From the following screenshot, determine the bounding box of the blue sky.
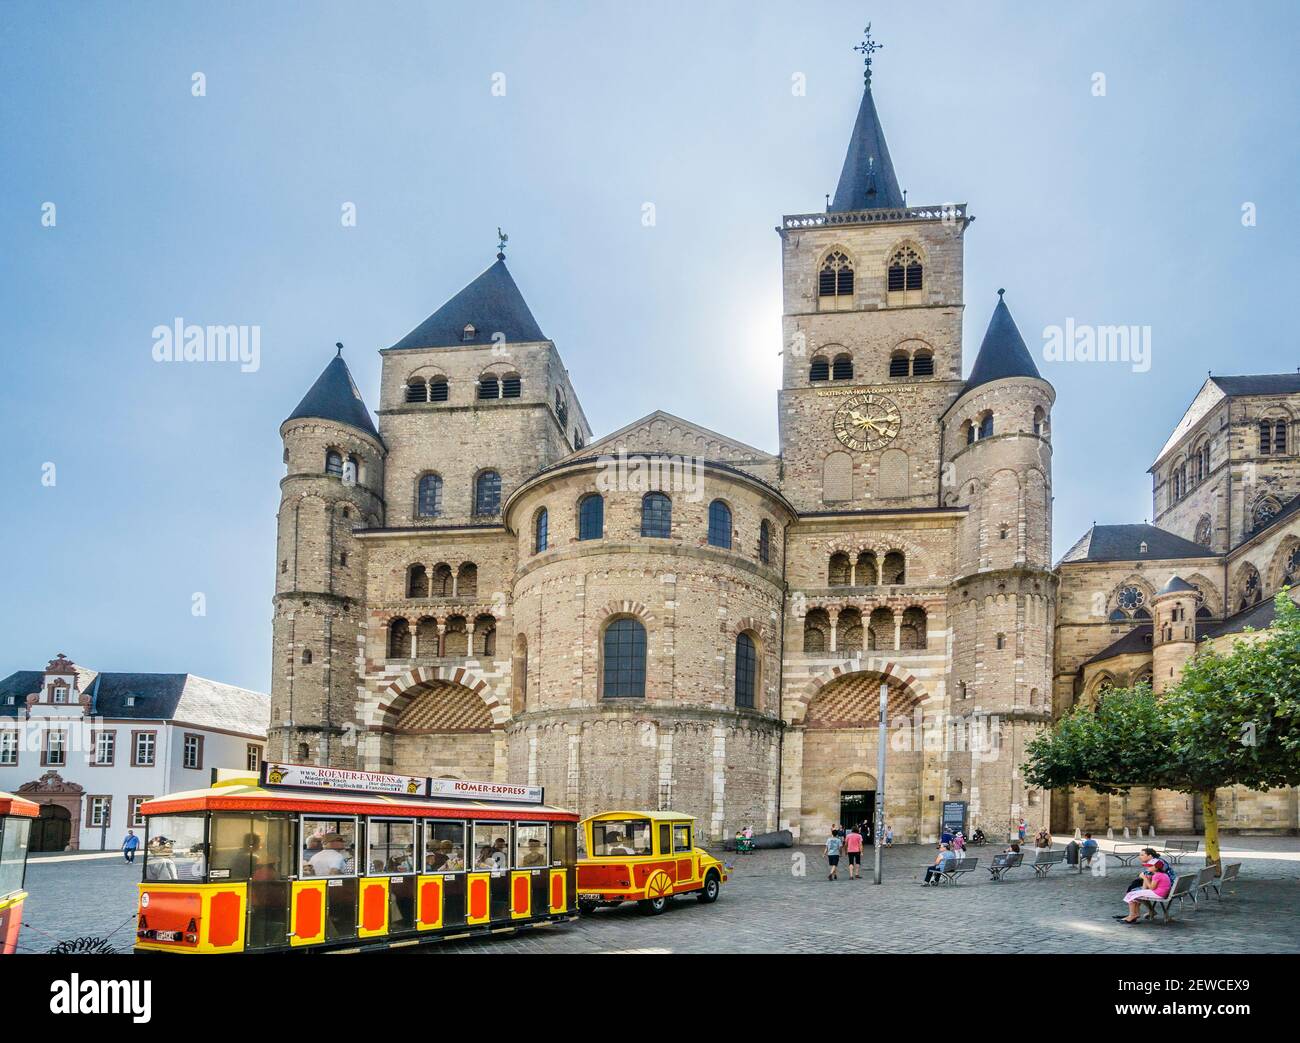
[3,1,1298,691]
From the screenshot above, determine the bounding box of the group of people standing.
[823,821,893,881]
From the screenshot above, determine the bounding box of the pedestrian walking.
[824,827,844,881]
[122,829,140,864]
[843,824,864,879]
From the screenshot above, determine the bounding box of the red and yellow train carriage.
[133,765,578,954]
[576,809,727,915]
[0,791,38,955]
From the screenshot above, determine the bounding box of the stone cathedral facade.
[268,58,1299,841]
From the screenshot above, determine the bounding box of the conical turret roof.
[285,351,378,439]
[966,291,1043,391]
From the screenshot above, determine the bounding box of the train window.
[368,819,416,875]
[209,813,293,881]
[672,824,692,853]
[144,815,207,881]
[423,821,467,873]
[590,818,652,857]
[0,818,31,898]
[658,824,671,855]
[300,817,357,877]
[551,822,576,868]
[515,824,548,868]
[471,823,510,870]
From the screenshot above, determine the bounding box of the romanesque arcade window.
[734,632,757,708]
[602,618,647,699]
[534,508,548,553]
[388,618,412,658]
[325,450,344,477]
[408,564,429,598]
[758,519,771,564]
[977,413,994,440]
[803,609,830,653]
[899,607,927,649]
[707,500,732,548]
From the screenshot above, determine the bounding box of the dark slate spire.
[829,25,904,213]
[390,257,546,350]
[285,348,378,438]
[1157,575,1197,596]
[966,290,1043,390]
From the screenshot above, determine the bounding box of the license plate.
[578,893,600,900]
[155,930,180,942]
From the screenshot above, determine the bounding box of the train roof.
[140,777,578,823]
[0,791,39,818]
[580,809,697,825]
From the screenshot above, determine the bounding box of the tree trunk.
[1200,789,1221,873]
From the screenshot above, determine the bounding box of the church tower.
[1149,575,1198,831]
[944,293,1056,837]
[270,348,385,766]
[776,33,971,511]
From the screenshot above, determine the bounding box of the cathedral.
[268,49,1300,841]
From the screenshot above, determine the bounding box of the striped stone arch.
[788,660,929,727]
[595,599,656,625]
[369,664,510,733]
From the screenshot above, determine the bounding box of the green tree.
[1024,592,1300,868]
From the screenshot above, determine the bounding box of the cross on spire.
[853,23,883,86]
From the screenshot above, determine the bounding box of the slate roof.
[1157,576,1196,596]
[1201,597,1279,639]
[390,258,546,350]
[0,670,269,736]
[1058,523,1215,564]
[965,292,1043,391]
[1083,625,1153,666]
[1209,374,1300,396]
[828,84,905,212]
[285,353,379,439]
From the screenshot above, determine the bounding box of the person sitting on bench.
[923,843,955,886]
[1117,864,1171,923]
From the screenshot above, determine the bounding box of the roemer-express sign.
[260,763,544,804]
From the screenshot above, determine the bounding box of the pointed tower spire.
[390,255,546,350]
[286,350,379,437]
[829,25,905,213]
[965,290,1043,391]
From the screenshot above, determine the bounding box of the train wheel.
[697,871,721,903]
[577,899,599,914]
[639,870,673,915]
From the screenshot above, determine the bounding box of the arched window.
[478,374,500,400]
[388,618,412,658]
[429,377,449,402]
[758,519,771,564]
[641,492,672,538]
[417,474,443,518]
[443,616,468,656]
[407,564,429,598]
[1033,407,1046,436]
[856,550,878,585]
[828,552,851,587]
[803,609,829,653]
[881,551,905,585]
[474,471,501,516]
[405,378,427,403]
[555,390,568,427]
[900,607,927,650]
[1194,515,1212,546]
[809,356,830,382]
[1275,419,1289,455]
[1253,497,1281,531]
[707,500,732,548]
[963,420,975,445]
[818,250,854,301]
[417,617,438,656]
[325,450,344,476]
[911,350,934,377]
[831,354,854,380]
[301,649,312,665]
[734,632,758,709]
[456,562,478,597]
[578,494,604,540]
[889,351,910,378]
[534,508,548,553]
[500,374,521,398]
[474,614,497,656]
[838,608,863,651]
[602,618,647,698]
[431,563,453,596]
[868,607,894,650]
[345,455,360,486]
[887,245,923,292]
[978,413,994,439]
[1259,420,1272,455]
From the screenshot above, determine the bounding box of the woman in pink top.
[1119,867,1172,923]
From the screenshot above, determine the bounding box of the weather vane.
[853,23,882,85]
[497,227,508,260]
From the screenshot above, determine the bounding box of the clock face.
[833,393,902,452]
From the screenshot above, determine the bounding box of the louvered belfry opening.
[818,250,854,298]
[887,246,923,292]
[889,352,909,378]
[809,357,830,382]
[831,355,854,380]
[429,379,449,402]
[500,375,521,398]
[405,378,427,403]
[911,352,934,377]
[478,375,499,400]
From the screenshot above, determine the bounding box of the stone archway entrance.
[17,770,84,851]
[389,679,499,779]
[793,671,928,843]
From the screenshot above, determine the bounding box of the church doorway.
[839,790,876,844]
[30,804,71,852]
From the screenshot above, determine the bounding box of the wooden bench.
[925,856,978,885]
[1031,851,1065,877]
[1211,862,1241,899]
[987,852,1024,881]
[1141,873,1195,922]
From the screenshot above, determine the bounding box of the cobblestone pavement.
[16,838,1300,955]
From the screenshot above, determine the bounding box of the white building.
[0,654,269,851]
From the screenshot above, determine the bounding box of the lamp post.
[873,680,887,885]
